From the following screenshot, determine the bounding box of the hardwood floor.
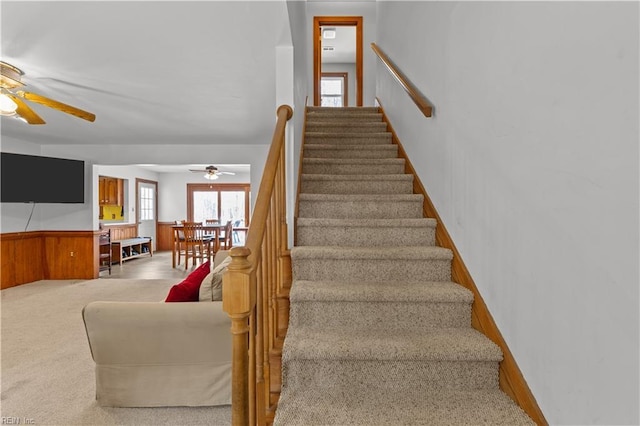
[98,250,201,281]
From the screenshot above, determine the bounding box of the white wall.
[287,0,310,235]
[157,171,251,223]
[1,136,94,232]
[307,1,377,106]
[376,2,639,424]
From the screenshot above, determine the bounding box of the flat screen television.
[1,152,85,203]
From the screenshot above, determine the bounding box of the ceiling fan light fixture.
[0,61,24,89]
[204,173,219,180]
[0,93,18,116]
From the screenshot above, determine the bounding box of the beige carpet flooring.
[1,278,231,425]
[274,106,535,425]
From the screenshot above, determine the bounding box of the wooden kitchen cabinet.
[99,176,123,205]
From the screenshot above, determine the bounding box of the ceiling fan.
[190,165,236,180]
[0,61,96,125]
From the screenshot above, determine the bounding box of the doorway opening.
[313,16,363,107]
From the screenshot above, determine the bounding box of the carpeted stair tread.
[304,144,398,159]
[296,218,436,246]
[301,173,413,182]
[291,245,453,261]
[283,327,502,361]
[300,174,414,194]
[306,121,388,132]
[296,217,436,228]
[274,387,535,425]
[305,132,392,144]
[296,217,436,227]
[298,193,424,219]
[307,106,380,113]
[306,113,384,122]
[301,158,406,175]
[290,280,473,303]
[304,144,397,152]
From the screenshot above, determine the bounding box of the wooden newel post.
[223,246,255,426]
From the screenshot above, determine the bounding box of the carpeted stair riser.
[301,158,406,175]
[282,359,499,392]
[307,106,381,114]
[305,122,388,133]
[274,388,535,426]
[289,280,473,331]
[281,327,503,390]
[291,246,453,282]
[301,174,413,194]
[296,218,436,247]
[289,300,471,331]
[305,132,392,145]
[304,144,398,159]
[290,280,473,303]
[307,113,384,123]
[298,194,424,219]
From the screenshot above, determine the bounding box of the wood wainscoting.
[156,222,175,252]
[104,223,138,241]
[1,230,103,289]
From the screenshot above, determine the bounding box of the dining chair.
[181,222,214,270]
[173,220,187,268]
[218,220,233,251]
[232,219,243,243]
[204,218,220,238]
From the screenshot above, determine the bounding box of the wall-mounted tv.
[1,152,85,203]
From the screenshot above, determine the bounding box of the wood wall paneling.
[1,230,105,288]
[103,224,138,241]
[43,231,97,280]
[1,232,45,289]
[157,222,175,252]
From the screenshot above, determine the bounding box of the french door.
[186,183,250,227]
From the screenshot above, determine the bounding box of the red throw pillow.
[165,261,211,302]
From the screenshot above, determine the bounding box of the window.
[321,73,348,107]
[187,184,250,226]
[139,186,154,220]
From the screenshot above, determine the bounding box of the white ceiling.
[1,1,285,149]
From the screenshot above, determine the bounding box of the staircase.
[273,106,535,425]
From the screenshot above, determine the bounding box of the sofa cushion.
[200,256,233,301]
[165,261,211,302]
[212,250,230,268]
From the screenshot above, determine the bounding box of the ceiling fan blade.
[7,93,46,124]
[16,90,95,122]
[219,172,236,175]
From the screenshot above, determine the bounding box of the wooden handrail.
[371,43,433,117]
[244,105,293,261]
[223,104,293,426]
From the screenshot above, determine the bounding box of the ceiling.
[0,1,284,149]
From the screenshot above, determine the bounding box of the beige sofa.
[82,252,232,407]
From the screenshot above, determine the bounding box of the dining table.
[171,223,226,268]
